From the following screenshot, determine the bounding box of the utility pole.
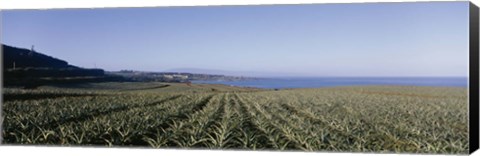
[13,61,15,70]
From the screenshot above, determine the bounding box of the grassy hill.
[3,44,73,69]
[1,44,117,88]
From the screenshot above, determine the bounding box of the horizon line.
[107,70,468,78]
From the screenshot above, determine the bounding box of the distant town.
[109,70,256,83]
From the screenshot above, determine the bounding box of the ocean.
[192,77,468,89]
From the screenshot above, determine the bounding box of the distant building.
[163,75,174,79]
[173,74,188,79]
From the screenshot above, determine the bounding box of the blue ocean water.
[192,77,468,89]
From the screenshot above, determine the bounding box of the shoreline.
[7,81,466,92]
[191,81,469,90]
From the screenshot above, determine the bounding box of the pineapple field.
[1,82,469,154]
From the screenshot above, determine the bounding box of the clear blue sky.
[2,2,469,77]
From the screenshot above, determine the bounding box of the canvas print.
[0,1,472,154]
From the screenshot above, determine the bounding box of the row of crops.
[1,86,469,154]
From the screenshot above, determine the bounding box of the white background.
[0,0,478,156]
